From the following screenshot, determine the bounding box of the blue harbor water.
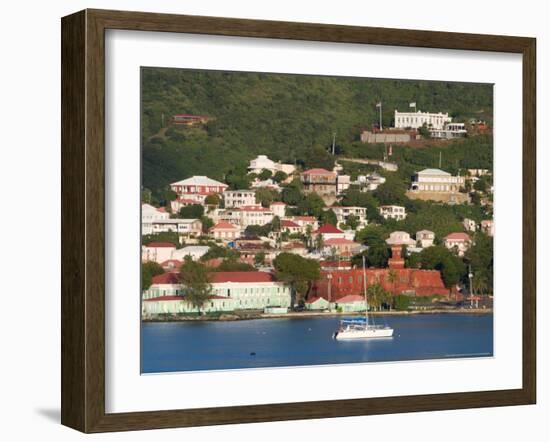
[141,313,493,374]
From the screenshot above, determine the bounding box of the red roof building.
[315,224,343,234]
[151,272,181,285]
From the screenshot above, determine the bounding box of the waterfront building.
[309,246,449,299]
[147,218,202,240]
[305,296,330,311]
[301,168,338,205]
[332,295,367,312]
[248,155,296,176]
[331,206,368,228]
[223,189,257,208]
[142,271,292,314]
[394,110,451,130]
[407,168,469,204]
[142,204,170,234]
[481,220,494,237]
[416,230,435,248]
[443,232,472,257]
[170,176,228,203]
[386,231,416,247]
[379,205,407,220]
[210,221,241,241]
[142,241,177,263]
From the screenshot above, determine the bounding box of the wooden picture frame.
[61,8,536,433]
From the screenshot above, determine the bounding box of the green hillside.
[141,67,493,199]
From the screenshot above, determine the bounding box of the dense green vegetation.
[141,68,492,200]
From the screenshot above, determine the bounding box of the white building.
[240,205,274,227]
[142,242,177,263]
[481,220,494,237]
[223,189,257,208]
[142,204,170,234]
[444,232,472,257]
[430,122,468,139]
[170,176,228,203]
[410,168,465,192]
[149,218,202,239]
[143,271,292,314]
[270,201,287,218]
[386,231,416,246]
[416,230,435,248]
[394,110,451,130]
[209,221,242,241]
[248,155,296,176]
[463,218,477,232]
[331,206,368,228]
[379,205,407,220]
[172,245,210,261]
[336,175,351,194]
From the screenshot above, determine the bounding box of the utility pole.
[439,151,442,169]
[332,131,336,155]
[468,264,474,308]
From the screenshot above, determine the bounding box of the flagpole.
[379,102,382,130]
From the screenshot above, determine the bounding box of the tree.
[373,175,408,206]
[366,283,390,311]
[465,232,493,294]
[204,194,221,207]
[141,261,165,290]
[419,246,466,288]
[254,252,266,266]
[345,214,360,230]
[386,268,398,296]
[393,294,411,311]
[272,171,288,183]
[365,244,391,268]
[179,259,212,314]
[214,259,255,272]
[304,144,335,170]
[258,169,273,181]
[273,253,321,307]
[281,179,304,206]
[297,193,326,218]
[271,215,281,232]
[320,209,338,226]
[200,216,214,234]
[178,204,204,219]
[142,232,180,246]
[255,187,278,207]
[418,122,430,138]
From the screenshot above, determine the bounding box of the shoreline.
[142,308,493,323]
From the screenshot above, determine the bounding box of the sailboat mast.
[362,255,368,321]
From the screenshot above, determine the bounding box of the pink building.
[170,176,228,203]
[141,242,177,263]
[210,221,241,241]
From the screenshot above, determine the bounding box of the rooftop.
[151,273,181,285]
[171,175,227,187]
[302,168,336,175]
[211,221,240,230]
[210,271,275,284]
[145,242,176,248]
[417,168,451,176]
[315,224,344,234]
[445,232,471,241]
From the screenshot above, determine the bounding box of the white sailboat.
[333,256,394,340]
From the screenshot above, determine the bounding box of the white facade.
[416,230,435,248]
[463,218,477,232]
[411,168,465,192]
[270,202,287,218]
[172,245,210,261]
[142,204,169,234]
[430,122,468,139]
[223,189,257,208]
[386,231,416,246]
[481,220,494,237]
[331,206,368,227]
[379,205,407,220]
[210,278,291,310]
[394,110,451,130]
[149,218,202,238]
[240,206,274,227]
[141,243,177,263]
[444,233,472,257]
[248,155,296,176]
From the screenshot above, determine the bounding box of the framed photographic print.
[61,9,536,433]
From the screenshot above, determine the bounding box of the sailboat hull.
[335,327,394,340]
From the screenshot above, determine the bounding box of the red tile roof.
[305,295,327,304]
[145,242,177,248]
[210,221,239,230]
[302,168,336,175]
[323,238,358,245]
[151,272,181,285]
[209,271,275,284]
[445,232,471,241]
[144,295,184,302]
[336,294,365,303]
[315,224,343,234]
[281,220,300,228]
